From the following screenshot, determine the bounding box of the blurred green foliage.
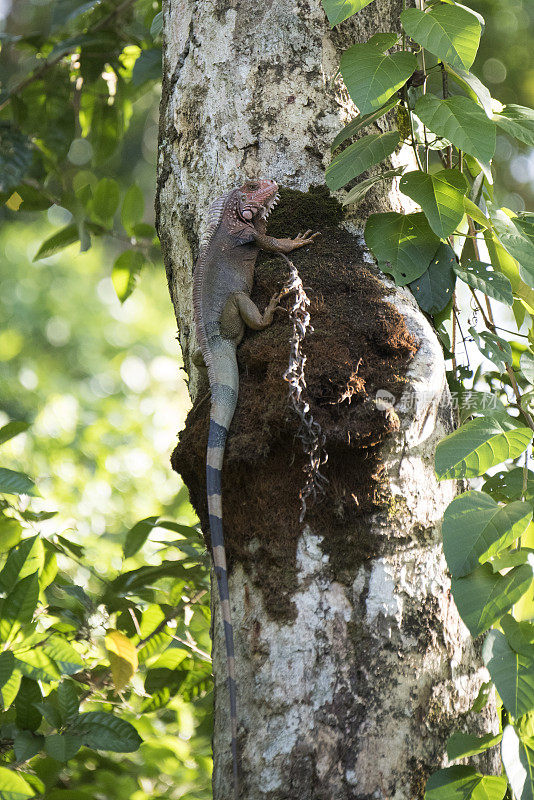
[473,0,534,209]
[0,0,213,797]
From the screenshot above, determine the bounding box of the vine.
[323,0,534,797]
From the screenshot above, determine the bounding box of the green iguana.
[192,178,318,797]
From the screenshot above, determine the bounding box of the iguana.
[192,178,318,797]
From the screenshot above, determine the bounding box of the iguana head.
[237,179,279,223]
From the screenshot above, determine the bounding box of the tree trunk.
[156,1,499,798]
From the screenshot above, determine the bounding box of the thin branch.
[451,293,458,372]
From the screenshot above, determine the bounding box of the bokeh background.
[0,0,533,797]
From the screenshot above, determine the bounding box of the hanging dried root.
[278,253,328,522]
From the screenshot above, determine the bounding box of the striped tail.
[206,382,239,799]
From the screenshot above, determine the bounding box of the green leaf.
[367,32,399,51]
[0,573,39,641]
[42,637,84,675]
[1,670,21,710]
[322,0,376,26]
[483,629,534,718]
[55,535,84,559]
[92,178,120,227]
[57,681,79,723]
[447,731,502,761]
[484,229,534,311]
[325,131,400,191]
[401,4,481,71]
[132,222,156,239]
[33,224,79,261]
[91,102,122,164]
[443,491,532,578]
[112,250,145,303]
[44,733,82,762]
[454,261,513,306]
[150,10,163,37]
[447,66,493,118]
[331,97,400,151]
[13,731,43,763]
[501,724,534,800]
[340,43,417,115]
[0,536,40,593]
[457,390,507,423]
[0,767,35,800]
[0,517,22,552]
[0,652,15,691]
[490,550,534,572]
[0,469,35,496]
[131,48,161,86]
[365,212,440,285]
[490,209,534,286]
[33,701,61,729]
[121,185,144,235]
[0,422,29,446]
[400,169,467,238]
[451,563,532,637]
[15,677,42,732]
[425,766,507,800]
[409,242,456,314]
[501,614,534,653]
[470,681,492,713]
[494,105,534,148]
[124,516,159,559]
[469,328,513,372]
[483,468,534,504]
[435,416,533,481]
[15,650,60,682]
[0,124,32,194]
[341,168,405,207]
[415,94,496,164]
[74,712,142,752]
[463,197,490,228]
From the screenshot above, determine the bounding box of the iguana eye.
[242,209,253,220]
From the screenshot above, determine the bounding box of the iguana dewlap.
[192,179,318,797]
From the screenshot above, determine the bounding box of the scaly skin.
[192,179,318,798]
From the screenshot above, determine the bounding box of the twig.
[451,293,458,372]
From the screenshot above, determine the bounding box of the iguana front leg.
[252,228,320,255]
[220,288,288,340]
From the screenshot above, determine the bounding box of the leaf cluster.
[324,0,534,797]
[0,421,211,800]
[0,0,162,303]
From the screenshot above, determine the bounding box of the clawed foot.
[293,230,321,248]
[264,285,294,318]
[276,230,321,254]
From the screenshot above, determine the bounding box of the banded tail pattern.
[206,381,239,797]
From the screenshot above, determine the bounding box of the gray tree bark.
[156,1,499,798]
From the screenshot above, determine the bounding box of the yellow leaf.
[105,629,138,691]
[6,192,22,211]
